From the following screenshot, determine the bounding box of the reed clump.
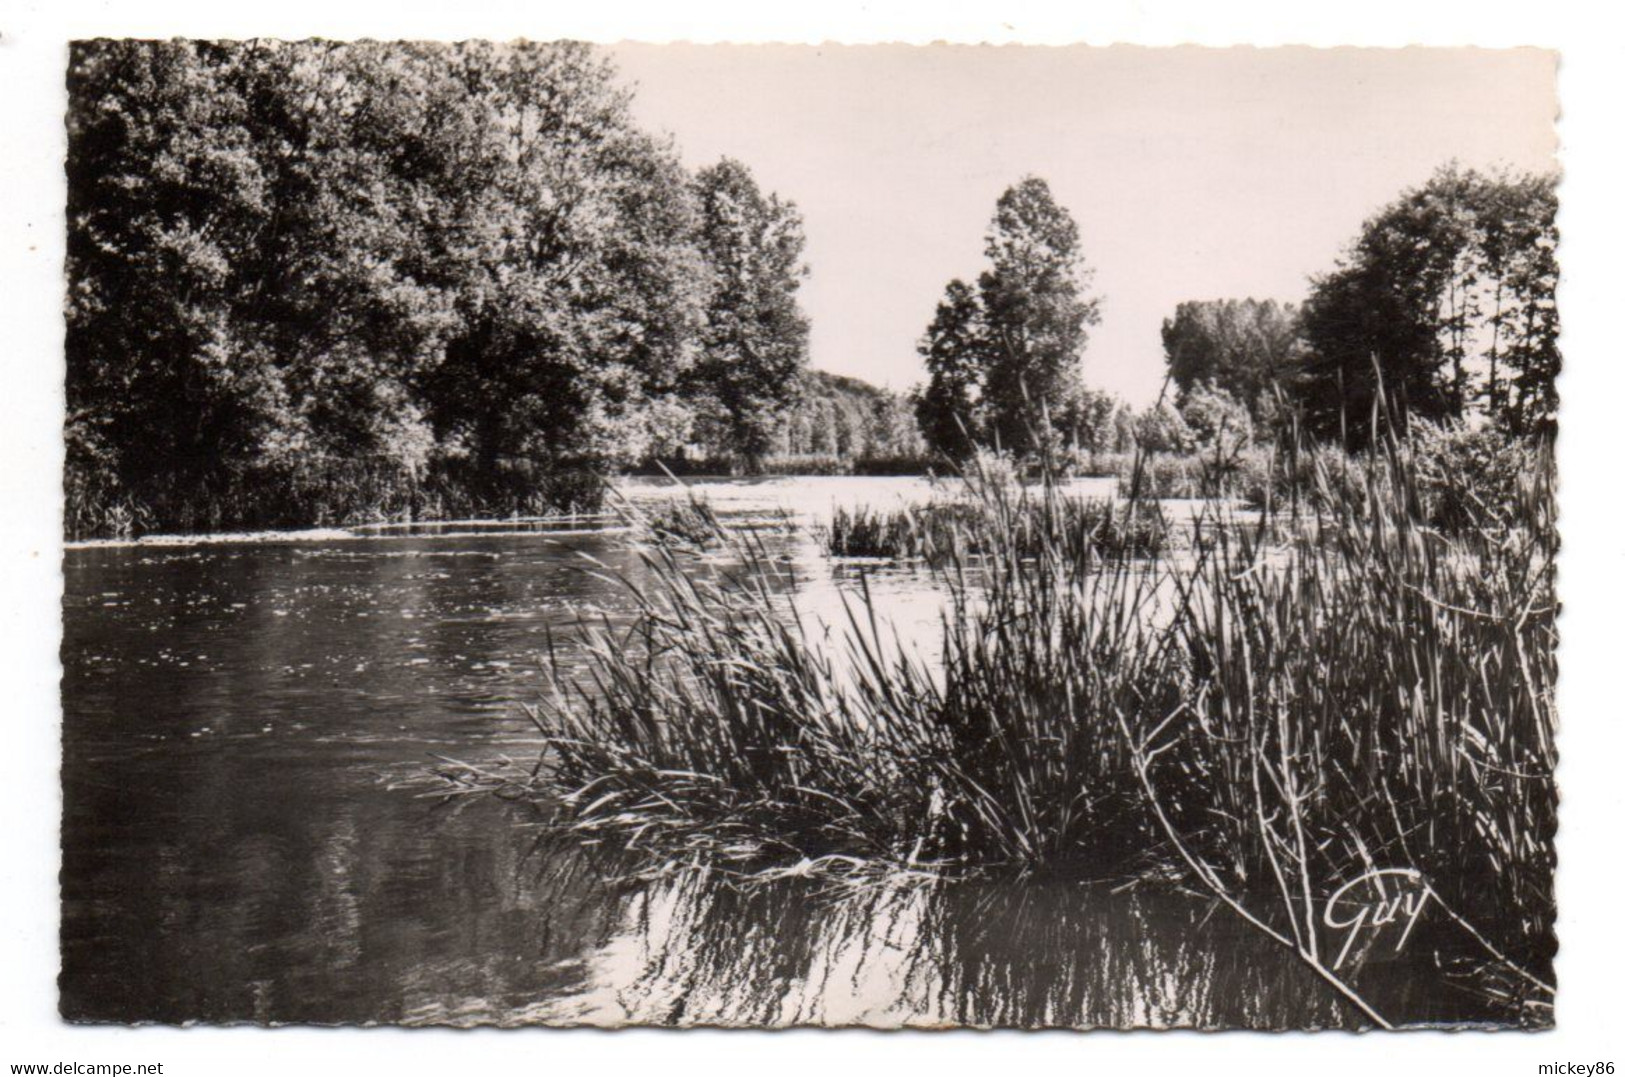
[522,430,1556,1022]
[821,501,977,560]
[823,495,1173,563]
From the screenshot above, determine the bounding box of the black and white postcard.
[8,8,1624,1073]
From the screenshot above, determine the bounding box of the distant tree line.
[66,40,815,537]
[67,41,1557,541]
[915,164,1559,466]
[642,369,926,476]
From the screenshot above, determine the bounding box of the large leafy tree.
[239,43,459,473]
[1297,165,1559,444]
[977,176,1102,457]
[1161,299,1302,425]
[67,41,296,527]
[913,279,985,461]
[687,158,811,467]
[66,40,723,532]
[411,43,709,479]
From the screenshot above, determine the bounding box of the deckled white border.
[2,3,1619,1074]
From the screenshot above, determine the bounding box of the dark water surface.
[60,476,1501,1028]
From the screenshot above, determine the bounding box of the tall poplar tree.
[914,176,1101,462]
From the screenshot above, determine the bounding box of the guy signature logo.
[1322,867,1436,971]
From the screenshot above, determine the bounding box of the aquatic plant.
[630,493,728,549]
[518,430,1557,1026]
[1119,438,1556,1025]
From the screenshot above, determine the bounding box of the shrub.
[1179,382,1253,460]
[1118,453,1207,499]
[1132,403,1194,454]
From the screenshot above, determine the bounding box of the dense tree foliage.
[65,40,811,537]
[978,178,1103,456]
[1152,168,1558,451]
[915,177,1102,462]
[1297,165,1559,444]
[410,45,711,482]
[778,371,924,466]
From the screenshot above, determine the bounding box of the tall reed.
[823,496,1171,563]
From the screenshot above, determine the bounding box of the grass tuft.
[518,429,1557,1024]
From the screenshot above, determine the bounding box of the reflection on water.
[61,475,1492,1027]
[530,855,1364,1029]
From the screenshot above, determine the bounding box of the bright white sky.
[608,44,1557,405]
